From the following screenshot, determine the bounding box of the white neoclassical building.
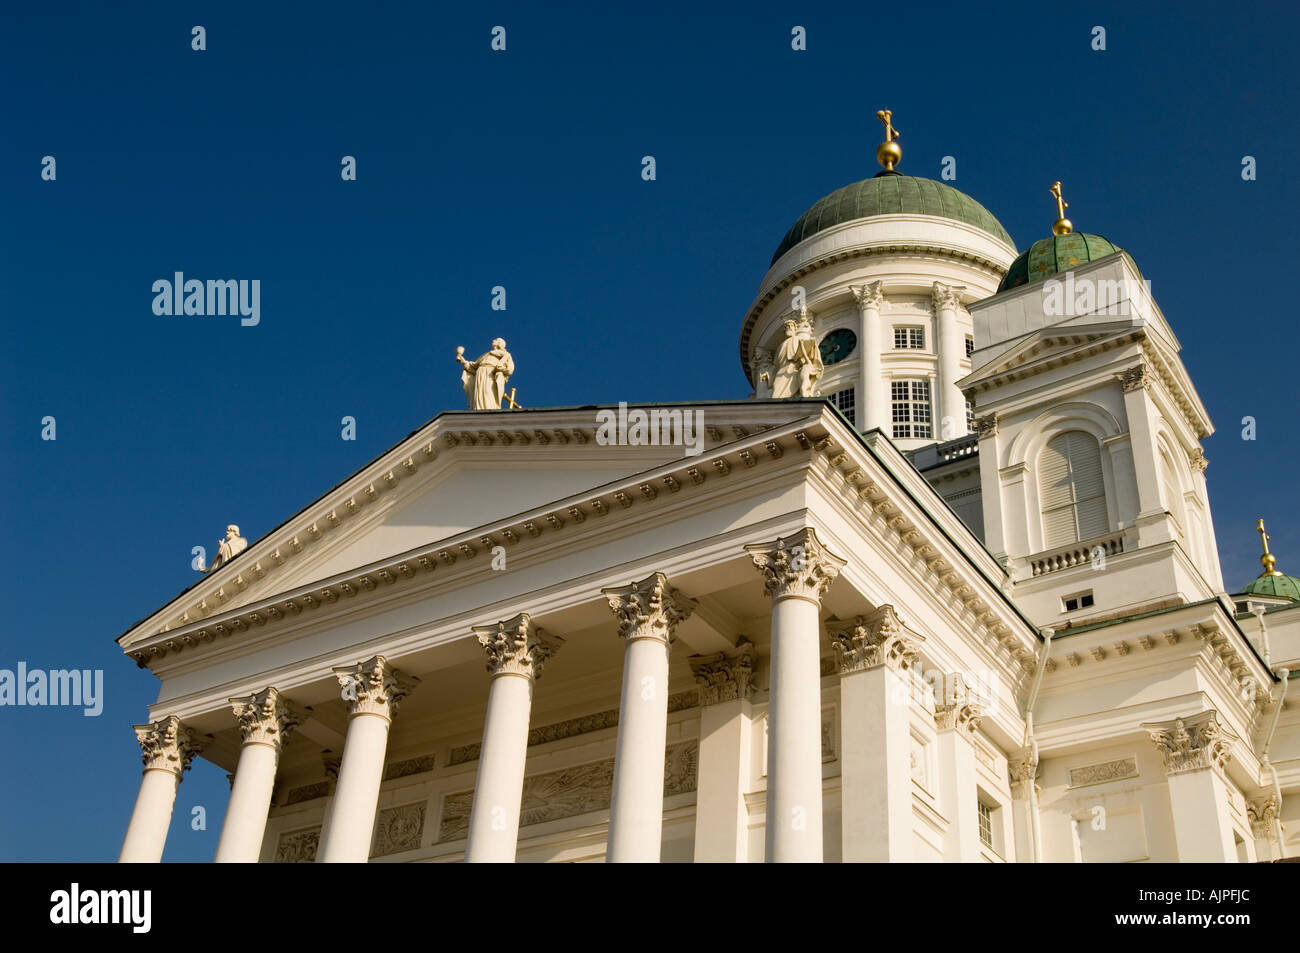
[115,120,1299,863]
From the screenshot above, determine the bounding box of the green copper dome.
[1240,573,1300,603]
[771,174,1014,266]
[997,232,1126,292]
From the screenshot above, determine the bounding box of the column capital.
[602,572,696,645]
[473,612,564,679]
[1142,710,1236,776]
[850,280,884,310]
[1247,795,1279,839]
[229,687,309,750]
[1007,754,1041,800]
[933,677,983,734]
[689,640,756,706]
[972,412,998,439]
[826,605,921,675]
[745,527,846,603]
[1119,361,1152,393]
[134,715,208,777]
[930,280,962,312]
[332,655,419,721]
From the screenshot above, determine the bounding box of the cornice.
[962,327,1143,397]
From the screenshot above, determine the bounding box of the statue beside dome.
[771,309,823,398]
[456,339,516,410]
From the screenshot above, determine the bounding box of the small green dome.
[998,232,1127,292]
[1240,573,1300,603]
[771,173,1014,266]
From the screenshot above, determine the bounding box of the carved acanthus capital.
[1248,795,1279,838]
[602,572,696,646]
[1143,710,1236,776]
[1188,448,1208,473]
[1008,755,1041,800]
[745,527,847,603]
[972,412,998,439]
[134,715,208,777]
[689,640,756,706]
[933,676,983,733]
[826,605,922,674]
[229,686,309,750]
[473,612,564,679]
[851,280,885,311]
[1119,362,1151,393]
[931,281,962,313]
[332,655,419,720]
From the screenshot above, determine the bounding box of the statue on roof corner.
[204,524,247,572]
[456,338,515,410]
[770,308,823,399]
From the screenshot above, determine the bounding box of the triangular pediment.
[118,401,820,646]
[961,323,1138,389]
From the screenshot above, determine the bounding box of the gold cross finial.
[875,109,902,172]
[1258,518,1281,575]
[504,387,521,410]
[1049,181,1073,235]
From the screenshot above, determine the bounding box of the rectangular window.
[829,387,856,427]
[965,398,975,432]
[978,801,994,849]
[1063,591,1095,613]
[891,379,932,439]
[965,335,974,358]
[894,326,925,350]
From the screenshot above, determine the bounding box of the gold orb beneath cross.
[876,140,902,171]
[1052,217,1073,235]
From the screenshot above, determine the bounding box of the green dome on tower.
[997,232,1129,292]
[1238,519,1300,603]
[770,173,1015,266]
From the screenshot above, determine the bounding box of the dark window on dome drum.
[830,387,855,426]
[894,327,925,350]
[965,335,974,358]
[965,399,975,432]
[891,380,931,439]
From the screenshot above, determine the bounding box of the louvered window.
[1039,432,1108,547]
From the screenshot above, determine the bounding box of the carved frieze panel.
[285,781,329,805]
[372,802,426,857]
[1067,756,1138,788]
[275,827,320,863]
[383,755,435,781]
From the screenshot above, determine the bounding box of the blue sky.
[1,1,1296,861]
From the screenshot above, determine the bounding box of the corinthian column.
[215,687,308,863]
[119,716,207,863]
[932,282,966,439]
[1142,710,1239,862]
[465,613,564,862]
[827,606,922,861]
[603,572,696,862]
[746,528,846,862]
[851,282,886,431]
[317,656,418,863]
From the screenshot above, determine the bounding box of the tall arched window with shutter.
[1039,431,1108,548]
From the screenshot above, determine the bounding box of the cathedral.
[115,113,1298,863]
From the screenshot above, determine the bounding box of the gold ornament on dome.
[1050,181,1073,235]
[875,109,902,171]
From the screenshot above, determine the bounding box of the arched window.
[1158,447,1186,541]
[1039,432,1108,547]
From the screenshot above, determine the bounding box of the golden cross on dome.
[876,109,900,142]
[1049,181,1073,235]
[1257,518,1282,576]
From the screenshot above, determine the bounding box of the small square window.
[1063,591,1095,613]
[894,327,925,350]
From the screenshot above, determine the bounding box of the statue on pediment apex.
[457,338,515,410]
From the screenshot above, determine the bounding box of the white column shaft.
[1168,769,1237,862]
[317,712,391,863]
[766,595,824,862]
[840,664,912,861]
[607,636,670,862]
[119,768,181,863]
[937,302,965,437]
[936,730,981,861]
[693,697,752,862]
[860,302,885,431]
[214,741,279,863]
[466,673,534,862]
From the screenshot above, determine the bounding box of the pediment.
[962,323,1138,389]
[118,402,817,646]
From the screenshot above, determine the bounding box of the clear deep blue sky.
[1,1,1296,861]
